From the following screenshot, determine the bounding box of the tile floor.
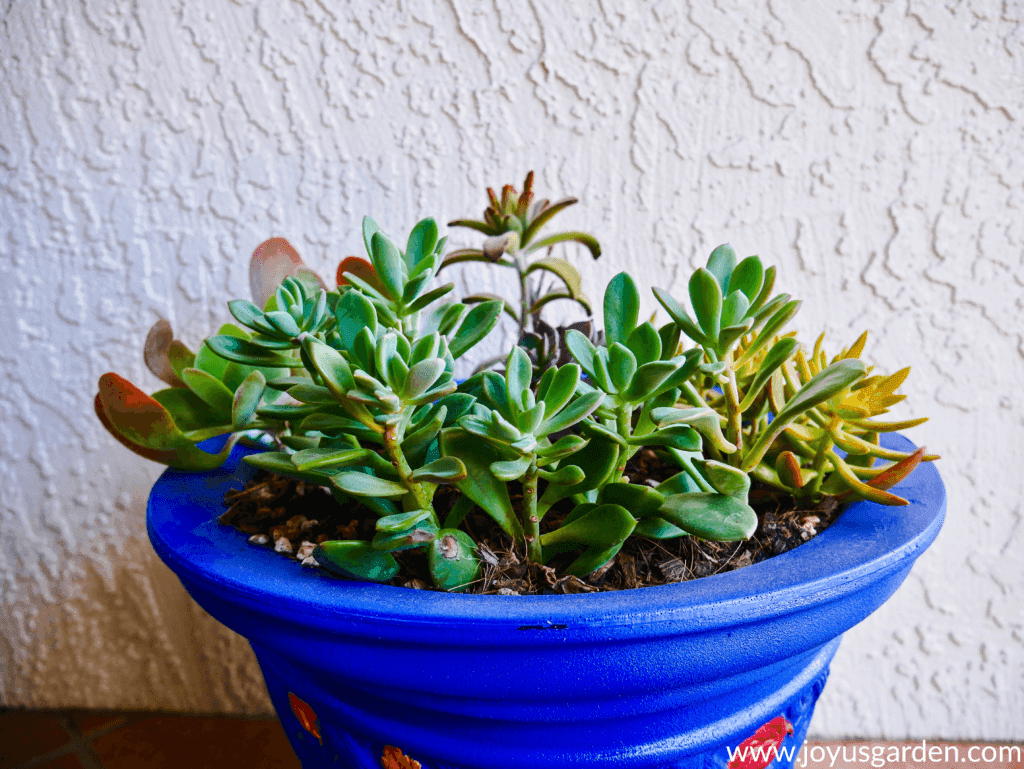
[1,710,300,769]
[2,711,1021,769]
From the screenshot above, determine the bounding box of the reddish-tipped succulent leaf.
[143,319,190,388]
[250,237,325,309]
[95,373,231,470]
[336,256,386,295]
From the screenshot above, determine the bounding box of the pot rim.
[148,432,944,634]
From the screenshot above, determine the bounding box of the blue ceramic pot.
[147,433,944,769]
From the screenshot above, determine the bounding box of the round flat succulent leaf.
[314,541,401,582]
[540,503,637,548]
[428,529,481,592]
[658,493,758,541]
[596,482,665,518]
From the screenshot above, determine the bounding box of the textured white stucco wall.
[1,0,1021,740]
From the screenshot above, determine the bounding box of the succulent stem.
[383,424,434,517]
[523,456,542,563]
[805,431,834,500]
[723,354,743,464]
[615,406,637,482]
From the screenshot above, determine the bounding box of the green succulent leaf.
[693,459,751,499]
[402,358,446,402]
[449,301,503,360]
[406,283,455,314]
[536,464,586,485]
[738,337,800,412]
[540,437,619,505]
[243,452,333,484]
[625,322,662,367]
[440,428,523,540]
[372,521,439,552]
[742,359,867,471]
[428,529,481,592]
[730,256,764,303]
[335,290,379,350]
[525,230,601,260]
[315,541,400,582]
[706,244,737,294]
[540,503,637,548]
[597,483,665,518]
[604,272,640,347]
[206,335,296,368]
[535,434,589,461]
[231,370,266,428]
[376,509,433,534]
[490,456,532,481]
[652,406,736,454]
[410,456,467,483]
[689,267,723,342]
[652,288,711,348]
[405,217,439,270]
[659,493,758,541]
[525,257,589,306]
[332,471,409,500]
[180,368,234,415]
[720,291,751,330]
[537,363,580,420]
[622,361,676,403]
[608,343,638,393]
[292,447,376,472]
[228,299,265,330]
[537,389,603,437]
[736,301,802,367]
[505,346,532,407]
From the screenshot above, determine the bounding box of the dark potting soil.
[219,448,842,595]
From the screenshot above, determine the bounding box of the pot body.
[148,434,944,769]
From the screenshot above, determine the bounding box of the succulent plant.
[97,182,935,593]
[652,245,935,507]
[444,171,601,350]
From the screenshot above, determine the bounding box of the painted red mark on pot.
[382,745,421,769]
[727,716,794,769]
[288,692,321,745]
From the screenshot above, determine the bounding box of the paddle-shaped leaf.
[181,368,234,416]
[314,541,400,582]
[689,267,722,342]
[706,244,737,294]
[409,456,467,483]
[144,319,186,387]
[540,503,637,548]
[332,472,409,499]
[449,301,502,359]
[405,217,439,270]
[206,335,296,367]
[659,493,757,541]
[440,429,523,540]
[428,529,481,592]
[604,272,640,347]
[232,370,265,428]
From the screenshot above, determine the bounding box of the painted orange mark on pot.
[382,745,422,769]
[727,715,794,769]
[288,692,321,745]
